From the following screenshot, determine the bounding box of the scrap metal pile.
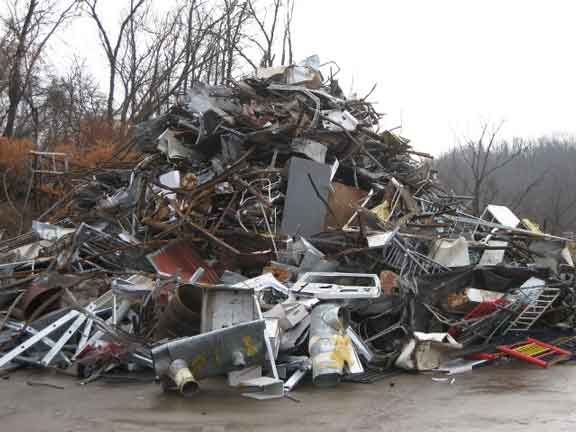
[1,57,576,398]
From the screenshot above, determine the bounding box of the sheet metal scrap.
[1,56,575,398]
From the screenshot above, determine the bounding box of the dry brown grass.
[0,123,141,237]
[0,125,132,235]
[0,137,34,175]
[0,138,36,236]
[51,119,138,168]
[53,141,123,168]
[0,137,34,199]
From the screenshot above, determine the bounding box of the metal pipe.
[167,359,199,397]
[309,303,348,387]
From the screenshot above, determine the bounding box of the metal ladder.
[504,287,560,333]
[497,338,571,368]
[29,150,69,175]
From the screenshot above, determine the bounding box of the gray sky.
[56,0,576,155]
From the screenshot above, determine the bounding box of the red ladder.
[497,338,571,368]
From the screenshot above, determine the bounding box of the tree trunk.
[473,182,481,216]
[106,63,116,124]
[3,0,37,137]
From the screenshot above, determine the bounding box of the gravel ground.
[1,362,576,432]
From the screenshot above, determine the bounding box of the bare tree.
[116,1,230,122]
[280,0,295,66]
[221,0,250,81]
[509,144,549,212]
[245,0,293,68]
[0,0,299,146]
[81,0,148,124]
[41,58,105,149]
[1,0,77,137]
[82,0,240,126]
[451,122,528,215]
[436,134,576,233]
[543,171,576,233]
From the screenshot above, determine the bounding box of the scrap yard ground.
[3,2,576,431]
[2,363,576,432]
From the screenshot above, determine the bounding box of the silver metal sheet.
[240,376,284,400]
[430,237,470,267]
[484,205,520,228]
[293,272,381,299]
[201,287,256,333]
[479,240,507,265]
[231,273,289,295]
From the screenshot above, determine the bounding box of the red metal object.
[147,241,219,283]
[529,337,572,354]
[464,298,508,320]
[467,352,500,361]
[497,338,572,368]
[449,298,508,336]
[76,341,124,364]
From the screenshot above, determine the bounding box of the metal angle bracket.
[283,366,310,392]
[75,318,94,357]
[0,310,80,369]
[346,327,375,363]
[240,376,285,400]
[3,320,71,364]
[40,314,87,366]
[41,290,114,366]
[74,297,131,360]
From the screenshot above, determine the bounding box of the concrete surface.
[2,362,576,432]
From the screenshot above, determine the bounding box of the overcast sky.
[57,0,576,155]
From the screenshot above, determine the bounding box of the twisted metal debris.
[1,57,576,397]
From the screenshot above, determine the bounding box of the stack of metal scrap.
[1,57,575,398]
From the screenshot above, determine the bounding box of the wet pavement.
[2,362,576,432]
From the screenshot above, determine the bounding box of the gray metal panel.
[151,319,266,380]
[281,157,332,238]
[201,287,256,332]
